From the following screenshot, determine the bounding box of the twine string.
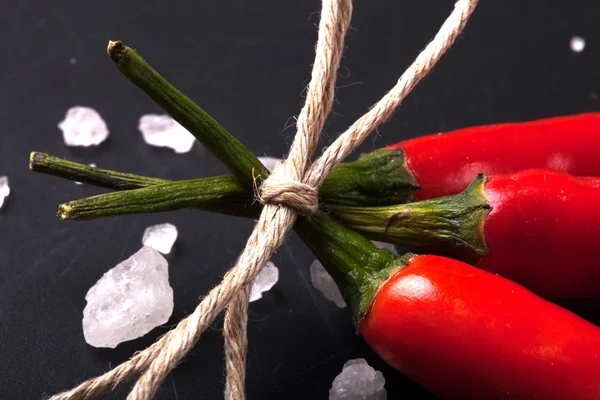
[223,1,352,398]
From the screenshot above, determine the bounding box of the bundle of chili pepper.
[46,162,600,301]
[35,42,600,400]
[32,111,600,300]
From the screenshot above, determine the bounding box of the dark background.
[1,1,599,399]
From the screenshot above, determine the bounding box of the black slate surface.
[1,1,599,399]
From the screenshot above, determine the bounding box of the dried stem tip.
[29,151,48,171]
[107,40,127,62]
[58,204,73,220]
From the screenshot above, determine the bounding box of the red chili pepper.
[360,255,600,400]
[327,168,600,300]
[483,169,600,300]
[295,212,600,400]
[384,113,600,200]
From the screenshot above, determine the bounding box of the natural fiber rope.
[48,1,478,399]
[223,284,251,400]
[223,1,352,398]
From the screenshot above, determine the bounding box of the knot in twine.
[259,167,319,216]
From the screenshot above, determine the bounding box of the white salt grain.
[330,358,387,400]
[310,260,346,308]
[570,36,585,53]
[371,241,399,256]
[249,261,279,302]
[59,106,109,147]
[0,176,9,209]
[142,223,178,255]
[138,114,195,153]
[82,246,174,348]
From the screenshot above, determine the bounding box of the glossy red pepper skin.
[386,113,600,200]
[481,169,600,300]
[360,255,600,400]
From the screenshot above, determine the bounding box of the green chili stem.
[59,178,255,221]
[107,40,268,188]
[32,148,419,207]
[295,211,404,323]
[30,152,168,190]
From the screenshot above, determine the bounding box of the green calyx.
[295,211,410,326]
[319,148,420,206]
[325,174,492,264]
